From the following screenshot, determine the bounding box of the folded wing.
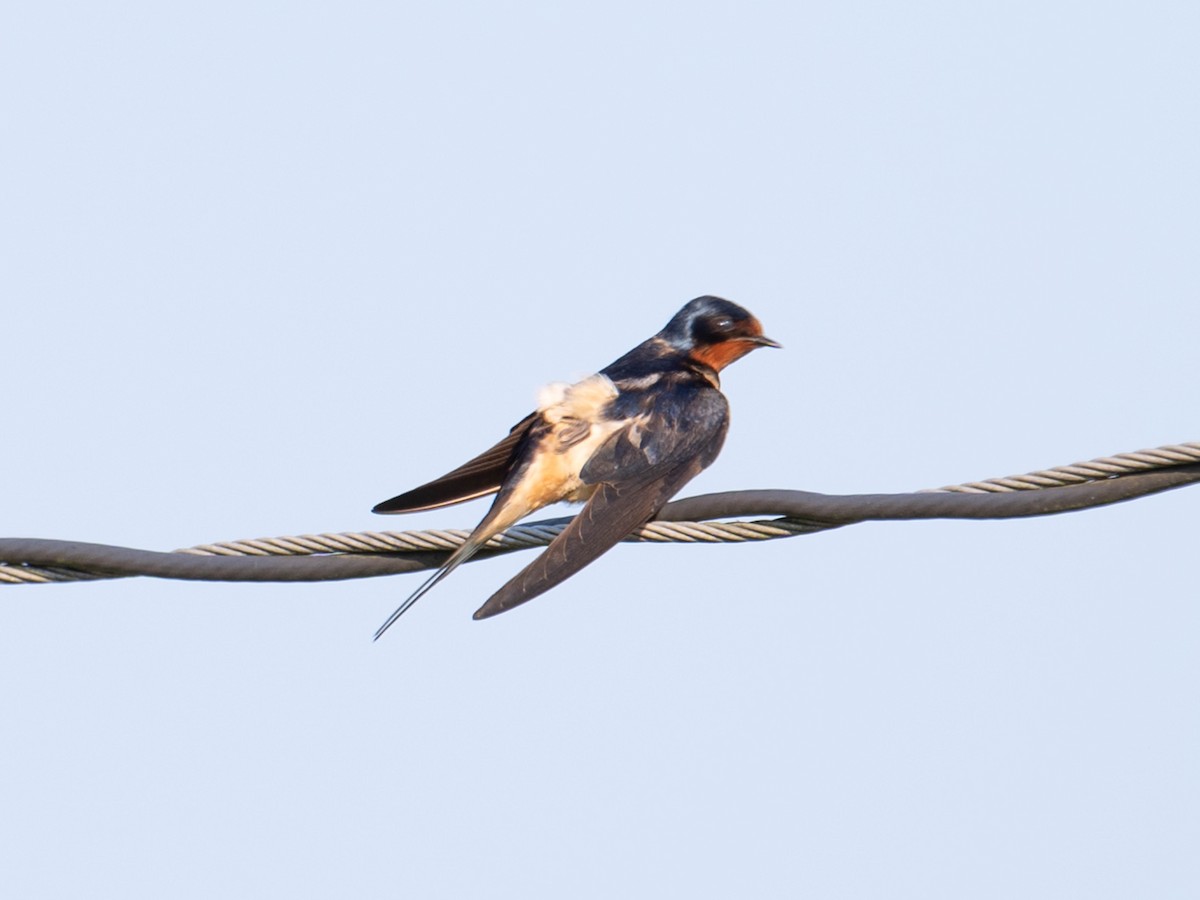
[471,465,695,619]
[472,390,729,619]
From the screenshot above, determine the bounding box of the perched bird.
[371,295,780,638]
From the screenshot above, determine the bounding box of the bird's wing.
[372,414,538,514]
[471,464,699,619]
[472,392,729,619]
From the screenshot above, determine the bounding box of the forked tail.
[372,538,488,640]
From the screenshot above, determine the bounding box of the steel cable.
[2,441,1197,586]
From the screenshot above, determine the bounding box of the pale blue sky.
[2,2,1197,897]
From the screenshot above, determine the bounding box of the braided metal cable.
[927,442,1200,493]
[176,517,822,559]
[0,566,107,586]
[1,440,1195,586]
[0,520,827,585]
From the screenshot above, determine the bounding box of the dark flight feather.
[472,391,729,619]
[372,414,537,514]
[472,465,697,619]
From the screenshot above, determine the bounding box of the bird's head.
[659,295,781,371]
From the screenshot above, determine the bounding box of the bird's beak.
[744,334,782,349]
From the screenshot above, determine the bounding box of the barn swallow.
[371,295,780,638]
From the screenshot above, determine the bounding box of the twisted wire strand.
[177,517,820,559]
[1,440,1195,586]
[0,566,108,586]
[927,441,1200,493]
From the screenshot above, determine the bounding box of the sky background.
[2,2,1197,897]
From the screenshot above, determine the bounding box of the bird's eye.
[714,316,735,333]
